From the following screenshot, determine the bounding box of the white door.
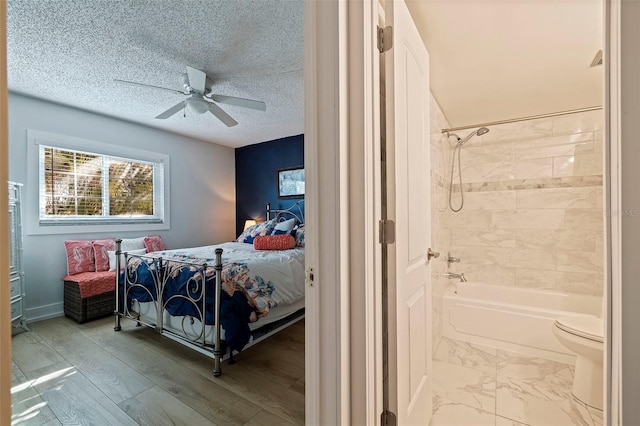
[384,0,432,424]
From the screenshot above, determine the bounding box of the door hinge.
[305,267,315,287]
[377,25,393,53]
[379,219,396,244]
[381,409,397,426]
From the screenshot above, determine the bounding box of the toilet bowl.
[552,315,604,410]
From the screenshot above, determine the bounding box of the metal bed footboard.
[113,239,224,376]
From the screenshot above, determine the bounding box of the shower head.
[447,126,490,212]
[458,127,490,145]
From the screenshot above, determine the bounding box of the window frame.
[26,129,171,235]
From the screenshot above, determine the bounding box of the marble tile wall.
[445,109,605,296]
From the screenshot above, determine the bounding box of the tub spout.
[440,272,467,282]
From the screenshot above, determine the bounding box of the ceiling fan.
[115,66,266,127]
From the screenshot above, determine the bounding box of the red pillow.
[144,235,166,252]
[253,234,296,251]
[64,240,96,275]
[92,238,115,271]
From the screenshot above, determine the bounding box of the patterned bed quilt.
[119,242,305,351]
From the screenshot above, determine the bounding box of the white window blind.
[38,145,165,225]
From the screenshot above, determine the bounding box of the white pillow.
[108,248,147,272]
[120,237,146,251]
[274,218,296,232]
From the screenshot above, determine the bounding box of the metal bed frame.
[113,201,304,376]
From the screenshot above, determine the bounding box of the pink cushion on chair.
[144,235,166,252]
[64,240,96,275]
[62,271,116,298]
[253,234,296,250]
[92,239,115,271]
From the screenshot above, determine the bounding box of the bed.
[113,202,305,376]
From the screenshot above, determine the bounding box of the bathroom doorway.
[402,0,607,423]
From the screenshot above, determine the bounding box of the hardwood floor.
[11,315,304,425]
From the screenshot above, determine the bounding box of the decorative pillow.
[253,234,296,251]
[236,219,277,244]
[120,237,147,251]
[293,224,305,247]
[107,248,147,272]
[272,229,296,236]
[272,218,296,233]
[64,240,96,275]
[144,235,166,252]
[92,238,116,271]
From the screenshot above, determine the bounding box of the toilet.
[552,315,604,410]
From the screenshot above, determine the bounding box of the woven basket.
[63,280,115,323]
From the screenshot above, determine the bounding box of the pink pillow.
[64,240,96,275]
[144,235,166,252]
[253,234,296,251]
[92,239,115,271]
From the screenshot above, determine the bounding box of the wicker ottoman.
[62,271,116,323]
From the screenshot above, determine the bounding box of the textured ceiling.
[7,0,603,146]
[7,0,304,148]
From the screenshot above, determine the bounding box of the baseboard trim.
[25,302,64,323]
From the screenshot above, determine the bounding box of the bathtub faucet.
[440,272,467,282]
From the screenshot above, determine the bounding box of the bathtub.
[441,282,602,364]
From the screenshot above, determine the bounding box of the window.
[40,146,162,223]
[28,130,170,232]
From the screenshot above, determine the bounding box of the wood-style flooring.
[10,315,304,425]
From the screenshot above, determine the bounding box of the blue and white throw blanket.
[120,242,305,351]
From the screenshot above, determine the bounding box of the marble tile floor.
[430,337,603,426]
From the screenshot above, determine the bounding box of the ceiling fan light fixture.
[121,66,262,125]
[186,97,209,114]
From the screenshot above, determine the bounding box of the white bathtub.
[441,282,602,363]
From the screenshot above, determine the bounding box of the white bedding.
[148,241,306,307]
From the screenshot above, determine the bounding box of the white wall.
[8,93,236,321]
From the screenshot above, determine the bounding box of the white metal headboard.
[266,200,304,224]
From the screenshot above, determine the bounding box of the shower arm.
[446,127,489,144]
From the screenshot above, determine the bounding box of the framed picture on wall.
[278,166,305,198]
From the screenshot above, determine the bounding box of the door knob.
[427,248,440,262]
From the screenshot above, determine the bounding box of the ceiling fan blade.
[186,66,207,94]
[155,101,185,119]
[209,94,267,112]
[207,102,238,127]
[114,79,184,95]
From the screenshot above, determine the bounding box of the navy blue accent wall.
[235,134,304,237]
